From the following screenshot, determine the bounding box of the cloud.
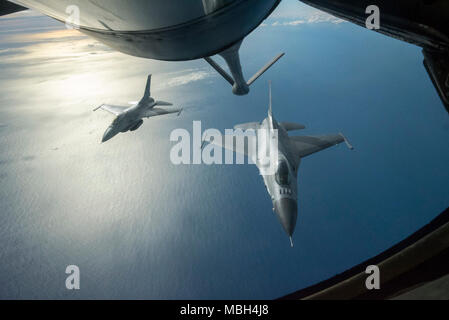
[158,70,213,90]
[306,14,345,24]
[4,28,85,43]
[0,10,61,37]
[268,14,345,27]
[0,10,215,132]
[265,0,346,26]
[265,15,345,27]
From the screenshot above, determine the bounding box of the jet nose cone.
[102,127,116,143]
[274,198,298,237]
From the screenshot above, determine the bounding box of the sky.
[0,0,449,299]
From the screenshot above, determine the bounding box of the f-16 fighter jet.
[94,75,182,143]
[203,82,353,246]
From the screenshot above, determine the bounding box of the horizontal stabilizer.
[247,53,285,86]
[234,122,260,131]
[280,122,306,131]
[155,100,173,106]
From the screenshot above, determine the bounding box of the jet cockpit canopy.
[275,160,290,186]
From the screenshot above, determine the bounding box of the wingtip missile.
[93,105,103,112]
[339,133,354,150]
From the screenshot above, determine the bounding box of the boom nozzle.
[204,40,284,96]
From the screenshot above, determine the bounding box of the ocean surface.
[0,1,448,299]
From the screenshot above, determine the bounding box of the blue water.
[0,3,448,299]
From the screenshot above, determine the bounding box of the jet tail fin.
[143,74,152,100]
[268,81,272,117]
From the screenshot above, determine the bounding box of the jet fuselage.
[102,98,156,142]
[257,112,299,241]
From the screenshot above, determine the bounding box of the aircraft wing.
[94,104,128,115]
[202,132,258,159]
[289,134,345,158]
[143,107,181,118]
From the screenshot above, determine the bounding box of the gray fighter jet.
[203,82,353,246]
[94,75,182,143]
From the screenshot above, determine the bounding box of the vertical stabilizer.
[268,81,273,117]
[143,74,152,100]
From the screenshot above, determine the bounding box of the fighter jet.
[94,75,182,143]
[202,82,353,246]
[1,0,284,96]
